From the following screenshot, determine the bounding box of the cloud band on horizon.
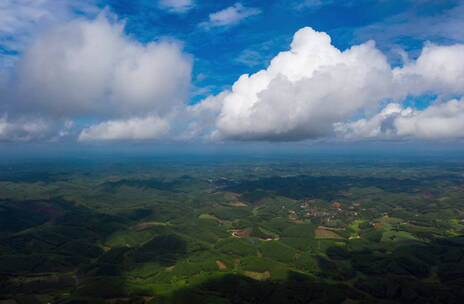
[1,5,464,143]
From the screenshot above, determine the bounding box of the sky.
[1,0,464,147]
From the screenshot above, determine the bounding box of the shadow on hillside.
[223,174,463,201]
[153,272,364,304]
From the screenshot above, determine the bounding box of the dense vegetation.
[0,156,463,303]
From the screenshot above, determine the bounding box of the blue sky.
[96,0,463,99]
[1,0,464,144]
[94,0,464,95]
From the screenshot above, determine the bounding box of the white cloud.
[335,99,464,140]
[0,0,98,54]
[0,115,77,143]
[205,27,394,141]
[181,92,229,140]
[3,6,464,145]
[334,103,413,140]
[158,0,195,13]
[0,116,51,142]
[0,11,192,142]
[5,13,192,118]
[78,115,170,141]
[0,0,52,35]
[195,27,464,142]
[395,99,464,139]
[199,3,261,29]
[392,43,464,96]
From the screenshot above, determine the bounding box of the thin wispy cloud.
[158,0,195,14]
[355,2,464,47]
[199,3,261,29]
[235,49,263,67]
[235,38,289,68]
[295,0,334,9]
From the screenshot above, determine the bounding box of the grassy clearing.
[198,214,223,224]
[105,230,154,248]
[349,220,366,233]
[131,221,172,231]
[381,230,418,242]
[243,271,271,280]
[315,228,344,239]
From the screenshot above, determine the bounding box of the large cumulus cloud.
[198,27,464,141]
[1,12,192,141]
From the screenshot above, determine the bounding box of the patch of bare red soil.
[216,260,227,270]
